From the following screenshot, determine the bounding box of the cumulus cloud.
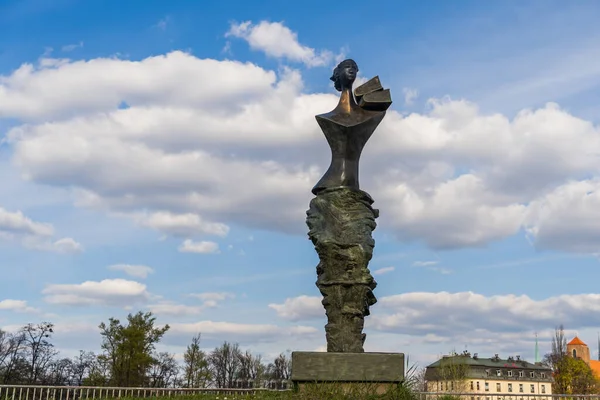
[269,291,600,350]
[135,211,229,237]
[1,50,600,252]
[42,279,149,306]
[268,295,323,321]
[226,21,339,67]
[178,240,219,254]
[0,207,53,236]
[0,299,38,313]
[108,264,154,279]
[0,207,81,253]
[149,292,235,316]
[168,320,319,343]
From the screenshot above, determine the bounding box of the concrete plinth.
[291,352,405,393]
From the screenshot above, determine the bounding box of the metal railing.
[0,385,290,399]
[3,387,600,400]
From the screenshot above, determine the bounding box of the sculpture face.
[338,61,357,89]
[330,59,359,91]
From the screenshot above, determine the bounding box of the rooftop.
[426,353,551,371]
[568,336,587,346]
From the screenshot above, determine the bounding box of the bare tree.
[71,351,95,386]
[148,352,179,388]
[21,322,57,384]
[208,341,241,388]
[0,330,26,383]
[267,351,291,381]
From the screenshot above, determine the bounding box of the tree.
[237,350,266,388]
[0,329,27,384]
[71,351,96,386]
[553,356,599,394]
[98,311,170,387]
[183,334,211,388]
[267,352,291,381]
[435,353,469,393]
[148,352,179,388]
[208,341,241,388]
[21,322,57,384]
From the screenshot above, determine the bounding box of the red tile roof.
[568,336,587,346]
[590,360,600,378]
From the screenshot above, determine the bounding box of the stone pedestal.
[291,351,405,393]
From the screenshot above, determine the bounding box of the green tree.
[98,311,170,387]
[436,353,469,393]
[183,333,211,388]
[554,356,599,394]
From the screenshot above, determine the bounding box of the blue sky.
[2,0,600,368]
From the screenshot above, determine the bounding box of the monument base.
[291,352,405,394]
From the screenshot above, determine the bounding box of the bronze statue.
[306,59,392,352]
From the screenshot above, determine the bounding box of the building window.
[530,384,535,393]
[508,384,513,393]
[471,381,474,390]
[508,370,513,377]
[519,370,524,377]
[541,385,546,394]
[496,383,501,392]
[530,371,534,378]
[485,383,489,392]
[541,372,546,378]
[477,382,480,390]
[573,349,577,358]
[519,384,523,393]
[496,369,502,376]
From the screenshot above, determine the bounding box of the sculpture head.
[330,59,359,92]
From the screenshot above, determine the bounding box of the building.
[566,336,600,378]
[425,352,553,400]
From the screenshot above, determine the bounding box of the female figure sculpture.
[306,59,392,353]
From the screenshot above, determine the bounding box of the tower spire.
[534,332,540,363]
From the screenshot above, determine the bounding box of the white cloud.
[189,292,235,302]
[412,261,438,267]
[178,240,219,254]
[0,207,53,236]
[169,320,319,343]
[61,42,83,52]
[403,87,419,105]
[0,299,38,313]
[51,237,83,253]
[373,291,600,338]
[226,21,339,67]
[148,302,204,316]
[135,211,229,237]
[42,279,149,306]
[0,207,82,253]
[108,264,154,279]
[268,295,323,321]
[269,292,600,349]
[373,266,395,275]
[2,51,600,252]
